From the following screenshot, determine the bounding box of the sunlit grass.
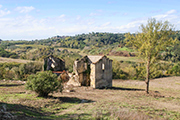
[15,44,46,48]
[115,47,134,52]
[108,56,141,62]
[0,57,32,63]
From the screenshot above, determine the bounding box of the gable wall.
[94,56,112,88]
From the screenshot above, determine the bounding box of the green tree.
[125,18,177,94]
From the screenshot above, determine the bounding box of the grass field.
[16,44,81,53]
[0,57,33,63]
[15,44,46,48]
[115,47,134,52]
[108,56,141,62]
[0,77,180,120]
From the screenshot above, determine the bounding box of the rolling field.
[108,56,141,62]
[0,77,180,120]
[0,57,33,63]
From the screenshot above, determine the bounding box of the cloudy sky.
[0,0,180,40]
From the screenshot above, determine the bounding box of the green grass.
[115,47,134,52]
[108,56,141,62]
[56,47,81,53]
[0,93,35,102]
[15,44,46,48]
[176,82,180,85]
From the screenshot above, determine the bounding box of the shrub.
[3,70,14,80]
[19,62,43,80]
[26,71,63,97]
[166,63,180,76]
[112,60,129,79]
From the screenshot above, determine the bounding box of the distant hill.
[29,32,126,49]
[1,31,180,60]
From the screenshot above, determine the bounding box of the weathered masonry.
[44,55,65,72]
[73,55,113,88]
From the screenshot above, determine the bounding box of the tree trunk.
[145,58,150,94]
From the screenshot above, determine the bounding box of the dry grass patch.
[0,57,33,63]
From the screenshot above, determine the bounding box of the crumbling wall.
[73,56,91,86]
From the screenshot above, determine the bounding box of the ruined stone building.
[71,55,113,88]
[44,55,65,72]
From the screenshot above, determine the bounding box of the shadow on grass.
[0,84,24,87]
[58,113,91,120]
[58,111,111,119]
[48,96,95,103]
[0,102,49,120]
[107,87,144,91]
[0,95,95,120]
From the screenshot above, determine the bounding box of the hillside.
[0,32,127,56]
[1,31,180,57]
[1,32,180,80]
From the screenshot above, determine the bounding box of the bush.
[112,60,129,79]
[166,63,180,76]
[19,62,43,80]
[26,71,63,97]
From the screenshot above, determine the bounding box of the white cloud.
[116,9,180,33]
[76,15,81,20]
[89,10,103,16]
[58,14,66,22]
[150,10,162,14]
[151,9,180,30]
[101,22,111,27]
[153,9,177,20]
[87,19,95,25]
[0,15,52,40]
[90,12,98,16]
[123,13,128,16]
[166,9,177,14]
[15,6,35,13]
[0,10,10,17]
[1,8,180,40]
[59,14,65,18]
[0,5,10,17]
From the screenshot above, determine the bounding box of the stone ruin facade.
[67,55,113,88]
[44,55,65,72]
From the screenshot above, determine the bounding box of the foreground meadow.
[0,77,180,120]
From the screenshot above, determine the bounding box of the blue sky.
[0,0,180,40]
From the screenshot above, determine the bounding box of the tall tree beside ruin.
[125,18,177,94]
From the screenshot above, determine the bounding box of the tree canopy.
[125,18,177,93]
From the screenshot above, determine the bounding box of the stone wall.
[90,64,96,88]
[94,56,112,88]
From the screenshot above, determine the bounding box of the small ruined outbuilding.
[68,55,113,88]
[44,55,65,72]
